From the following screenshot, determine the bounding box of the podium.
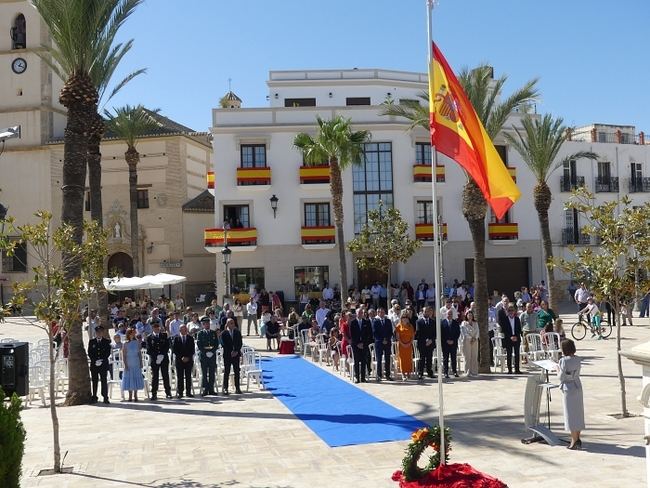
[522,359,560,446]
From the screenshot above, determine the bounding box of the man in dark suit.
[87,325,111,404]
[441,309,460,378]
[416,306,436,379]
[172,324,195,398]
[372,307,393,381]
[350,309,373,383]
[221,317,243,395]
[499,303,522,374]
[146,322,172,400]
[197,316,219,396]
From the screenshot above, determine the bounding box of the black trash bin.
[0,342,29,397]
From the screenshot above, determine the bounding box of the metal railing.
[594,177,619,193]
[628,177,650,193]
[560,176,585,192]
[561,228,593,246]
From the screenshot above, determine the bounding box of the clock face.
[12,58,27,74]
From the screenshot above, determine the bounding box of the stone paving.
[1,313,647,488]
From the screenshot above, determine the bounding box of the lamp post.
[270,194,279,219]
[221,245,232,306]
[0,203,7,307]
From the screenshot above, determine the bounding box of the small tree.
[0,212,107,473]
[556,189,650,417]
[0,387,25,487]
[347,201,421,301]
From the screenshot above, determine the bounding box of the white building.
[207,68,650,304]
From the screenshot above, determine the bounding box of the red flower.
[391,470,403,481]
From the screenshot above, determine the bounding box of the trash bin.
[0,342,29,397]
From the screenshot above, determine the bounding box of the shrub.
[0,387,26,487]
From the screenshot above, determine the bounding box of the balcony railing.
[560,176,585,192]
[594,176,618,193]
[301,226,335,245]
[415,222,448,241]
[561,228,592,246]
[236,167,271,186]
[628,177,650,193]
[299,165,330,184]
[413,164,445,183]
[488,223,519,240]
[507,167,517,182]
[207,171,215,192]
[204,227,257,248]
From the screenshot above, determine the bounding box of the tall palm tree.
[104,106,162,277]
[382,65,538,372]
[294,116,371,304]
[505,114,597,309]
[32,0,143,405]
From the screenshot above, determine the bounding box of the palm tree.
[32,0,143,405]
[382,65,538,372]
[505,114,597,309]
[104,106,162,277]
[294,116,371,304]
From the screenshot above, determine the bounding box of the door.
[465,258,530,299]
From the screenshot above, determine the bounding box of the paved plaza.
[3,314,648,488]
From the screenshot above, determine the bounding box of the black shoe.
[166,393,173,399]
[515,370,522,374]
[201,391,208,397]
[187,393,194,398]
[223,390,230,396]
[508,370,514,375]
[209,390,217,396]
[453,372,459,378]
[235,389,243,394]
[151,395,158,401]
[427,372,434,378]
[417,374,424,380]
[89,396,98,404]
[444,373,450,379]
[386,376,393,381]
[354,379,360,384]
[103,398,110,404]
[176,394,183,399]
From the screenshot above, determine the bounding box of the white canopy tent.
[103,273,186,292]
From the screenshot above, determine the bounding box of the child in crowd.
[554,318,566,341]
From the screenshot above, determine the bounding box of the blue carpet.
[262,355,425,447]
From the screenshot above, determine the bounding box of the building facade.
[208,69,650,303]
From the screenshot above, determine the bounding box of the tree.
[0,388,25,487]
[556,189,650,417]
[381,66,538,372]
[294,116,371,304]
[348,201,421,300]
[0,212,107,473]
[104,105,162,276]
[505,114,597,310]
[32,0,143,405]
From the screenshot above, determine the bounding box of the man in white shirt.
[86,309,100,342]
[315,301,330,328]
[439,298,459,320]
[387,300,401,326]
[574,283,590,313]
[494,295,509,314]
[246,300,258,336]
[168,310,184,338]
[371,282,381,309]
[322,285,334,302]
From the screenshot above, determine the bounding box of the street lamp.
[270,194,279,218]
[221,245,232,305]
[0,203,6,307]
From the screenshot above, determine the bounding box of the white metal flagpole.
[426,0,446,465]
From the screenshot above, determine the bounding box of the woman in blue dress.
[121,328,144,401]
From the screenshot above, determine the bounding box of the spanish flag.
[429,43,520,220]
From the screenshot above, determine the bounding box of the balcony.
[204,227,257,252]
[628,177,650,193]
[561,228,593,246]
[507,167,517,182]
[488,223,519,241]
[594,176,619,193]
[236,167,271,187]
[301,226,336,249]
[299,165,330,185]
[415,223,448,243]
[207,171,215,194]
[560,176,585,192]
[413,164,445,183]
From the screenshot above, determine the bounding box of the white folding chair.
[368,343,377,379]
[491,336,507,373]
[107,358,125,400]
[545,332,562,361]
[28,365,47,406]
[412,340,421,376]
[525,333,545,362]
[345,345,355,380]
[300,329,311,357]
[243,351,263,391]
[315,335,329,366]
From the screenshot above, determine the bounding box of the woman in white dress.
[558,339,584,449]
[460,311,479,376]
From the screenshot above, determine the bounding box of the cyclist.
[578,297,603,340]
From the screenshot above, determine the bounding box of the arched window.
[10,14,26,50]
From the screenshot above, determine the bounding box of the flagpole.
[426,0,446,465]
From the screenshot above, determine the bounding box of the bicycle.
[571,313,612,341]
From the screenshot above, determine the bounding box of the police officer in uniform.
[146,322,173,400]
[87,325,111,404]
[197,316,219,396]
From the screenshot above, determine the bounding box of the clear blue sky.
[107,0,650,133]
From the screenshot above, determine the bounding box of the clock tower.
[0,0,66,147]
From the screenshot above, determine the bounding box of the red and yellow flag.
[429,43,520,220]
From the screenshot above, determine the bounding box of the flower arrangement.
[395,425,452,481]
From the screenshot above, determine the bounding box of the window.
[85,191,91,212]
[284,98,316,107]
[598,132,608,143]
[1,239,27,273]
[346,97,371,106]
[620,133,631,144]
[597,161,611,180]
[10,14,26,50]
[223,205,249,228]
[136,189,149,209]
[294,266,329,295]
[304,203,331,227]
[490,208,510,224]
[494,145,508,165]
[415,142,431,165]
[230,267,264,295]
[353,142,393,233]
[240,144,266,168]
[631,162,643,183]
[416,201,434,224]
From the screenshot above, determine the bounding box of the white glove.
[94,360,102,367]
[156,354,164,365]
[206,352,214,358]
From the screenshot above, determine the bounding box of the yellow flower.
[411,428,429,443]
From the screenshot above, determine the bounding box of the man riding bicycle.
[578,297,602,339]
